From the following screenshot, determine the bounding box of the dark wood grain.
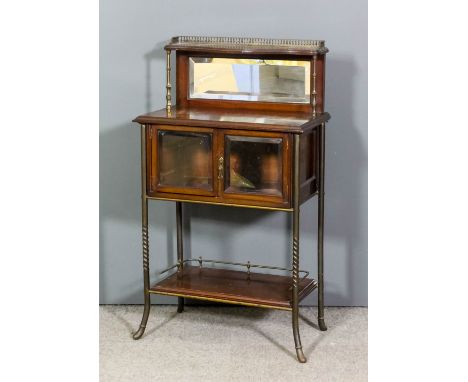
[175,53,188,109]
[133,106,330,134]
[299,128,319,204]
[150,266,317,309]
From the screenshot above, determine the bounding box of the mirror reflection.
[158,131,213,190]
[189,58,310,103]
[225,136,283,195]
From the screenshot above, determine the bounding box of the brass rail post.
[292,134,306,363]
[165,49,172,113]
[318,122,327,331]
[176,201,184,312]
[312,54,317,117]
[133,124,151,340]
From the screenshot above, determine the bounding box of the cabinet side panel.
[299,127,318,204]
[145,125,157,193]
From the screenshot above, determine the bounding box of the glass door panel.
[224,135,283,196]
[158,130,213,191]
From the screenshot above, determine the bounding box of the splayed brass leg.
[134,125,151,340]
[292,238,306,363]
[176,202,184,313]
[317,123,327,332]
[292,233,306,363]
[133,284,150,339]
[133,203,151,339]
[292,134,306,363]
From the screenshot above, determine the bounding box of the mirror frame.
[175,51,325,113]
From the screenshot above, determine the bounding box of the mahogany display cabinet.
[132,36,330,363]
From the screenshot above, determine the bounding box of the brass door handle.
[218,156,224,179]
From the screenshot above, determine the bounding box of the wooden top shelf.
[133,106,330,134]
[149,266,317,310]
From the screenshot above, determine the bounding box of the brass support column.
[176,201,184,313]
[292,134,306,363]
[318,122,327,331]
[165,49,172,113]
[312,54,317,117]
[133,124,151,340]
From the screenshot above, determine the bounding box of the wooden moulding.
[149,266,318,310]
[132,107,331,134]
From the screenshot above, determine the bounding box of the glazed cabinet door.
[147,125,217,196]
[218,130,291,206]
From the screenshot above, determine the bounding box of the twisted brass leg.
[176,202,184,313]
[134,125,151,340]
[292,134,306,363]
[133,218,151,339]
[318,123,327,331]
[292,235,306,363]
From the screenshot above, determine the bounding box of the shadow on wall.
[99,42,367,306]
[321,56,367,305]
[99,41,171,304]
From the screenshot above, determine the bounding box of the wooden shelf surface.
[149,266,317,310]
[133,106,330,134]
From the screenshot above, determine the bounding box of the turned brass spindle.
[312,54,317,117]
[165,49,172,113]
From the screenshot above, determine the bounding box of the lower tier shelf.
[149,265,317,310]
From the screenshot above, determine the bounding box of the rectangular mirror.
[189,57,310,103]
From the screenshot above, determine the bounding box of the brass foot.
[132,325,146,340]
[133,300,150,340]
[318,318,327,331]
[296,347,307,363]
